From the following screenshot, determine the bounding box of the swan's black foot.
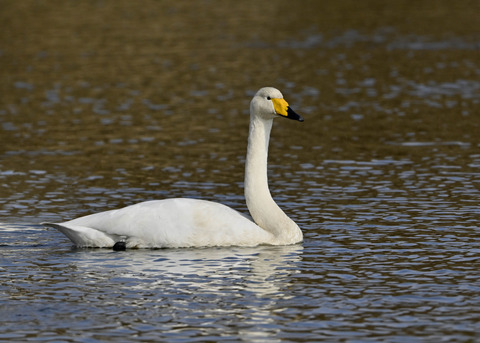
[113,241,126,251]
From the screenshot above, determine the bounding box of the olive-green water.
[1,1,479,341]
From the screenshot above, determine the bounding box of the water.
[1,1,479,341]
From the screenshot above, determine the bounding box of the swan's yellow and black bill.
[272,98,304,122]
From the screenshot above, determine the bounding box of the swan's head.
[250,87,304,122]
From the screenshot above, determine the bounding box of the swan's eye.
[267,96,271,100]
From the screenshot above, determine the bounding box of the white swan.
[42,87,304,249]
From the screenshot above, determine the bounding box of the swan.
[42,87,304,249]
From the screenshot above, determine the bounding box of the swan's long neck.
[244,114,302,243]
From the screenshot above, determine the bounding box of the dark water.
[1,1,479,341]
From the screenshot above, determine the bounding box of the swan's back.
[45,198,274,248]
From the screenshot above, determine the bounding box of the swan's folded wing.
[43,199,272,248]
[42,222,119,247]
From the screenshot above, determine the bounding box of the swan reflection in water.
[53,244,300,340]
[69,244,303,296]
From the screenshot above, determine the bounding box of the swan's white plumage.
[43,87,304,248]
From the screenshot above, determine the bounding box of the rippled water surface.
[1,1,479,341]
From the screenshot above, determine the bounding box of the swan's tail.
[42,222,118,248]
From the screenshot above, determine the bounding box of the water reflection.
[69,244,305,342]
[69,245,303,294]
